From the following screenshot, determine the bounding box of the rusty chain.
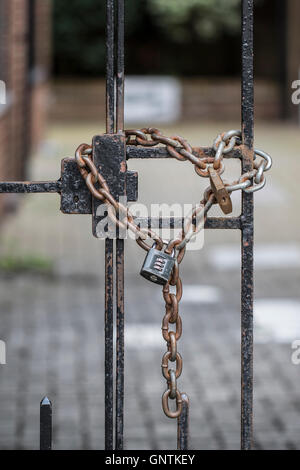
[75,128,272,256]
[126,128,272,192]
[75,128,272,419]
[161,262,184,418]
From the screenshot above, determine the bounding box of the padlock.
[140,244,176,285]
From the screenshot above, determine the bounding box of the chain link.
[161,266,183,419]
[212,130,272,193]
[75,127,272,420]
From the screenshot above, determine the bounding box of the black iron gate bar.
[241,0,254,451]
[105,0,116,452]
[0,0,255,450]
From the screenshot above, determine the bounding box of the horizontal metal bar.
[133,217,241,230]
[0,181,61,193]
[127,146,242,160]
[206,217,241,230]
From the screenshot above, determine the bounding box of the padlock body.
[140,247,175,285]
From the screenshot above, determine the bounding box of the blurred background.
[0,0,300,450]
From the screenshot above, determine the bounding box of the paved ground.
[0,120,300,449]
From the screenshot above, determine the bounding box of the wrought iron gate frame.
[102,0,254,451]
[0,0,255,451]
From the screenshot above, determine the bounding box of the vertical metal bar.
[116,0,125,133]
[177,394,189,450]
[106,0,115,135]
[241,0,254,451]
[40,397,52,450]
[115,0,125,450]
[115,238,125,450]
[105,238,114,450]
[105,0,115,450]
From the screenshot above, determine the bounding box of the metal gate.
[0,0,268,451]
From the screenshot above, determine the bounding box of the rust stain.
[193,147,210,158]
[120,161,127,173]
[240,144,254,169]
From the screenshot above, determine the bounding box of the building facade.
[0,0,51,215]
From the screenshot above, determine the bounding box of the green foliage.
[147,0,241,42]
[53,0,263,76]
[53,0,144,75]
[53,0,105,75]
[0,254,53,274]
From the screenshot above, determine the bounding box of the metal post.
[105,0,115,450]
[241,0,254,451]
[40,397,52,450]
[116,0,125,134]
[177,393,189,450]
[105,238,114,450]
[115,0,125,450]
[115,238,125,450]
[106,0,115,135]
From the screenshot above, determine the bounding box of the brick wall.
[0,0,51,215]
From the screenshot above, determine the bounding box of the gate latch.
[208,166,232,215]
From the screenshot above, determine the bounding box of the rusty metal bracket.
[60,147,138,217]
[92,134,127,238]
[60,158,91,214]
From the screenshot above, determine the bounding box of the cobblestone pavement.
[0,121,300,450]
